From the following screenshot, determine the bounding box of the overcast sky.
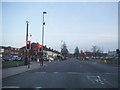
[2,2,118,53]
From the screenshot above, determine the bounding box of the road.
[2,58,118,88]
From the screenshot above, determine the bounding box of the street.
[2,58,118,88]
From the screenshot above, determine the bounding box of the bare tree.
[74,46,79,58]
[91,46,102,58]
[61,42,69,58]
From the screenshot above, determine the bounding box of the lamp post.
[41,12,47,66]
[25,21,29,65]
[26,21,29,42]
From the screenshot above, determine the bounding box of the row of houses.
[0,42,60,60]
[0,46,20,58]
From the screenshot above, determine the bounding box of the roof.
[20,42,60,54]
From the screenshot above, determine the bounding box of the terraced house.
[0,46,20,58]
[19,42,60,61]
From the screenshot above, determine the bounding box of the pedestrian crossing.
[34,72,85,74]
[34,72,113,75]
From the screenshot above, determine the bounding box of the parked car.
[57,54,65,60]
[11,56,18,61]
[48,57,54,61]
[43,57,49,61]
[85,57,89,60]
[17,57,22,61]
[12,56,22,61]
[3,56,12,61]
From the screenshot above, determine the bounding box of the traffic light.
[38,44,42,51]
[26,40,30,49]
[116,49,120,54]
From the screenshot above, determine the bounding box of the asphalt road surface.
[2,58,118,88]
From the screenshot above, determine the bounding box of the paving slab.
[2,61,42,79]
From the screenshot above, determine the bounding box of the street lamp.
[25,21,29,65]
[41,12,47,66]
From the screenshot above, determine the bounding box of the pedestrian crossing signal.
[38,44,42,51]
[26,41,30,49]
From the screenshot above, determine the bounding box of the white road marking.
[87,75,105,84]
[54,72,58,74]
[105,73,111,74]
[2,86,20,88]
[103,79,113,86]
[37,72,81,74]
[36,86,42,88]
[97,76,104,84]
[87,75,95,84]
[67,72,77,74]
[88,75,113,86]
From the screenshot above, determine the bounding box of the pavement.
[1,61,46,90]
[2,61,46,79]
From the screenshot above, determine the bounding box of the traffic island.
[100,58,118,65]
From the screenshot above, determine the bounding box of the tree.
[61,42,69,58]
[80,50,84,54]
[91,46,102,58]
[74,46,79,57]
[80,50,85,60]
